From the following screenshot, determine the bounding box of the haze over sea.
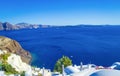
[0,25,120,70]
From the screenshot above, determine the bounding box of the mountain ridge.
[0,22,50,30]
[1,22,120,31]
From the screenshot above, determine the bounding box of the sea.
[0,25,120,70]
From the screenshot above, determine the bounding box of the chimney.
[62,65,65,76]
[80,62,83,71]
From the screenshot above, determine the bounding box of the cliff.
[7,53,32,72]
[0,22,50,30]
[0,22,4,30]
[0,36,32,64]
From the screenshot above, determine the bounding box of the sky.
[0,0,120,25]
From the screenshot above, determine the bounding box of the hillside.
[0,36,31,64]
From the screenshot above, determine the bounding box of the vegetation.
[54,56,72,73]
[2,63,18,74]
[0,53,10,61]
[20,71,25,76]
[0,53,19,75]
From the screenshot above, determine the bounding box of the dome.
[64,66,80,75]
[90,69,120,76]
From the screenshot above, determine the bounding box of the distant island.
[0,22,50,30]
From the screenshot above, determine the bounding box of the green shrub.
[0,53,10,61]
[2,63,18,74]
[20,71,25,76]
[0,53,19,75]
[54,56,72,73]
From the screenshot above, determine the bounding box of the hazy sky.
[0,0,120,25]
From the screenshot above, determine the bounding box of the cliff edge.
[0,36,32,64]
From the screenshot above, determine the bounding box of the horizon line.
[1,21,120,26]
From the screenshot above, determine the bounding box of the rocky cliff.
[2,22,19,30]
[0,22,50,30]
[0,36,32,64]
[0,22,4,30]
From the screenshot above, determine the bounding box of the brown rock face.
[0,36,32,64]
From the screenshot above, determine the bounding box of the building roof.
[90,69,120,76]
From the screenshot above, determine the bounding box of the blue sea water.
[0,26,120,70]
